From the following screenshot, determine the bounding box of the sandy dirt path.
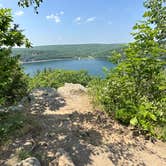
[1,84,166,166]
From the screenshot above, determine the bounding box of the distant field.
[12,44,126,62]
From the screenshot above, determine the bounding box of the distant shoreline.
[20,56,107,64]
[21,58,73,64]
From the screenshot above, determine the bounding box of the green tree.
[0,8,30,105]
[89,0,166,139]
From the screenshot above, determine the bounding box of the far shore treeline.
[12,44,125,62]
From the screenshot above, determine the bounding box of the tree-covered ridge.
[12,44,125,62]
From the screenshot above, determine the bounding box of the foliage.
[18,0,43,13]
[0,8,30,106]
[18,149,33,161]
[29,69,92,90]
[0,49,28,105]
[0,8,30,48]
[0,112,39,143]
[18,148,44,163]
[89,0,166,140]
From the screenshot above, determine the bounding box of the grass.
[0,111,40,145]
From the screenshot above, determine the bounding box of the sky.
[0,0,145,46]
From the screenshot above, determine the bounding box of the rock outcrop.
[57,83,87,97]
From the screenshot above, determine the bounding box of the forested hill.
[12,43,126,62]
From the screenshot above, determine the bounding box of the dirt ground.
[0,84,166,166]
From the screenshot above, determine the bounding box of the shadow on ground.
[32,112,103,166]
[0,94,152,166]
[30,90,66,114]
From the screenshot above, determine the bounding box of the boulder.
[15,157,41,166]
[57,83,87,97]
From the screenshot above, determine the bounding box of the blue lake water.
[23,59,114,76]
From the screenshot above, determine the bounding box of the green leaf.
[148,113,157,121]
[130,117,138,126]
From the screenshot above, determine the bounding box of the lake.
[23,59,114,76]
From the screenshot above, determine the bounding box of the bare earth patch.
[0,83,166,166]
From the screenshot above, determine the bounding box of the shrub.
[29,69,93,90]
[89,64,166,140]
[88,0,166,140]
[0,111,37,143]
[0,8,30,106]
[0,49,28,105]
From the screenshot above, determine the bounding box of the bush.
[0,8,30,106]
[0,49,28,106]
[29,69,92,90]
[89,61,166,140]
[89,0,166,140]
[0,111,37,144]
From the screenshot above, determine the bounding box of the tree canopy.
[89,0,166,140]
[0,8,30,105]
[18,0,43,13]
[0,8,31,48]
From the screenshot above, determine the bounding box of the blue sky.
[0,0,145,46]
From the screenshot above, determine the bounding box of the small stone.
[39,141,48,146]
[0,106,7,112]
[47,151,55,158]
[24,141,33,146]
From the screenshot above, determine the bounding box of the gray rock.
[15,157,41,166]
[0,106,7,112]
[57,83,87,97]
[8,104,25,112]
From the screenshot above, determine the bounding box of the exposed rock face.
[57,83,87,97]
[49,148,75,166]
[15,157,41,166]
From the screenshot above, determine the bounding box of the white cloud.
[86,17,96,23]
[60,11,64,15]
[74,16,96,24]
[46,11,64,23]
[74,17,82,24]
[46,14,61,23]
[15,10,24,16]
